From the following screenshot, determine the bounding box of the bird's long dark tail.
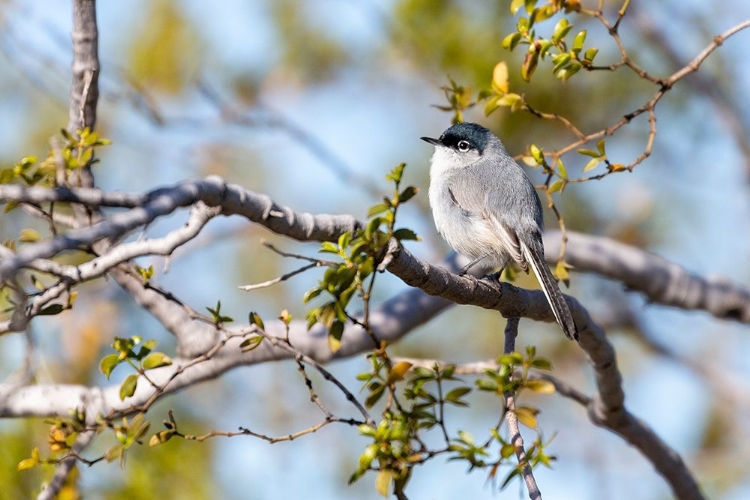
[521,240,578,341]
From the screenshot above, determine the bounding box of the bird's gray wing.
[445,171,526,268]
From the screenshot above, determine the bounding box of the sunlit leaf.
[492,62,509,94]
[375,469,393,497]
[119,374,138,401]
[100,353,120,379]
[142,352,173,370]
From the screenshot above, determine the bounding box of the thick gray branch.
[0,177,359,282]
[67,0,99,135]
[544,231,750,323]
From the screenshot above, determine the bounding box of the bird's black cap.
[421,122,491,154]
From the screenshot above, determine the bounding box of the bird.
[421,122,578,341]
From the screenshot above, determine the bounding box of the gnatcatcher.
[422,122,578,341]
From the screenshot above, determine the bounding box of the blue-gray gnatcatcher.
[421,122,578,341]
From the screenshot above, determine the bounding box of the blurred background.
[1,0,750,498]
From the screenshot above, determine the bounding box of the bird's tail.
[521,241,578,341]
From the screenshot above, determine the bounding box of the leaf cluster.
[99,335,172,401]
[304,164,419,352]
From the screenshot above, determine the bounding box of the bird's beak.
[420,136,441,146]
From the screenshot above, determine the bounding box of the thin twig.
[502,317,542,500]
[238,262,321,291]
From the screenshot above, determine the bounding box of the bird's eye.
[457,140,471,152]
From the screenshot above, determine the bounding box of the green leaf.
[365,383,386,408]
[240,335,264,352]
[501,32,523,51]
[556,158,567,179]
[358,443,378,469]
[365,217,382,239]
[583,157,601,172]
[531,357,553,370]
[576,148,600,158]
[149,430,174,447]
[393,228,419,241]
[105,444,124,463]
[583,47,599,63]
[248,311,265,330]
[375,469,393,497]
[573,30,587,53]
[533,4,555,23]
[328,320,344,353]
[38,304,64,316]
[484,95,501,116]
[303,287,323,303]
[529,144,543,163]
[547,180,565,194]
[119,374,138,401]
[497,93,523,112]
[596,138,606,156]
[501,443,516,459]
[367,203,389,217]
[445,387,472,405]
[510,0,525,14]
[320,241,339,254]
[475,379,499,392]
[337,231,351,250]
[100,353,121,379]
[457,430,475,446]
[398,186,419,204]
[558,61,582,82]
[385,163,405,183]
[142,352,173,370]
[552,18,572,43]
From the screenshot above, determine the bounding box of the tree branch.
[543,231,750,323]
[502,317,541,500]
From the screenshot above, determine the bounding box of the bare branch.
[502,317,541,500]
[543,231,750,323]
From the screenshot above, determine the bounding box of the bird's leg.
[458,252,492,276]
[482,267,506,282]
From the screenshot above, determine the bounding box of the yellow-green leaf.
[514,407,539,429]
[18,229,41,243]
[328,320,344,353]
[119,374,138,401]
[100,353,120,379]
[240,335,263,352]
[492,62,509,94]
[17,457,39,471]
[547,180,565,194]
[387,361,413,383]
[554,260,570,286]
[142,352,172,370]
[526,379,556,394]
[596,138,606,156]
[375,469,393,497]
[484,95,501,117]
[583,157,601,172]
[510,0,525,14]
